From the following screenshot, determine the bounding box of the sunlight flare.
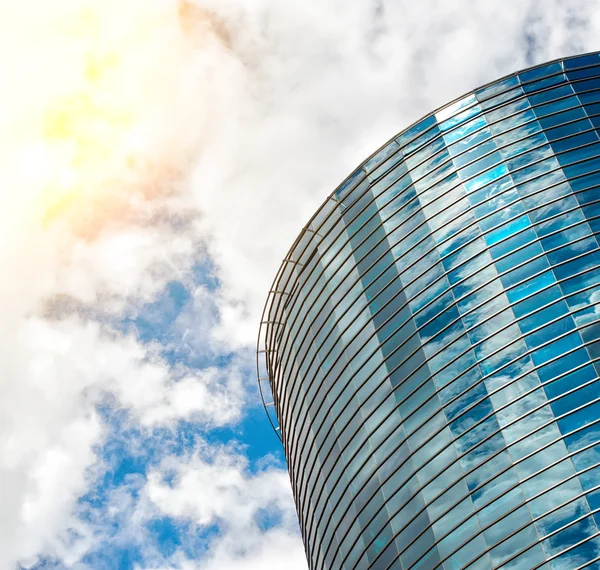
[0,0,201,230]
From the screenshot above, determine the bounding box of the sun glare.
[0,0,193,229]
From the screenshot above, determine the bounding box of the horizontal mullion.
[307,295,600,560]
[496,519,600,570]
[292,238,600,526]
[272,113,600,430]
[288,209,600,498]
[324,335,600,570]
[277,150,600,454]
[306,260,600,560]
[278,184,600,466]
[370,397,600,570]
[267,82,600,390]
[331,299,600,564]
[392,60,600,165]
[280,179,600,446]
[570,552,600,570]
[391,465,600,570]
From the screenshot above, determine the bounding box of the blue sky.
[2,1,600,569]
[53,272,291,569]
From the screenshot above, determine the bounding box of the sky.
[2,1,600,569]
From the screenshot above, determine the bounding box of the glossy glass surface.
[258,52,600,570]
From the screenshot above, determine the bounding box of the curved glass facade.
[257,52,600,570]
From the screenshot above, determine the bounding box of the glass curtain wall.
[258,51,600,570]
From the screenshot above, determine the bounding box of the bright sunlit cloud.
[0,0,204,233]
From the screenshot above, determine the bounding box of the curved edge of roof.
[256,49,600,442]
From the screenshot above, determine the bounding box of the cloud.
[183,0,600,349]
[0,315,246,570]
[0,1,222,567]
[1,0,600,569]
[140,444,307,570]
[35,442,306,570]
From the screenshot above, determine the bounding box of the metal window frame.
[293,200,600,529]
[317,295,600,570]
[257,51,600,569]
[279,119,600,482]
[292,152,600,564]
[273,103,600,459]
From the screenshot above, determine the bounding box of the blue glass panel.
[563,154,600,178]
[486,99,532,127]
[531,331,583,367]
[535,95,581,119]
[577,83,600,104]
[553,248,600,283]
[516,167,567,198]
[528,84,573,106]
[364,140,401,175]
[519,298,570,336]
[452,138,497,169]
[550,129,599,153]
[541,104,588,134]
[582,102,600,117]
[336,167,366,201]
[512,284,563,319]
[377,178,415,220]
[526,312,576,350]
[507,146,555,177]
[444,115,488,147]
[406,135,446,173]
[485,214,531,247]
[476,75,520,103]
[397,115,437,153]
[499,130,548,160]
[459,151,503,180]
[559,141,600,166]
[559,399,600,436]
[465,168,510,203]
[570,169,600,193]
[505,269,556,305]
[545,234,597,267]
[437,95,480,130]
[551,378,599,418]
[441,374,486,420]
[491,229,540,265]
[469,179,514,215]
[588,217,600,235]
[420,310,463,349]
[583,198,600,219]
[567,62,600,79]
[444,238,488,277]
[564,54,600,70]
[545,117,595,142]
[520,61,563,83]
[449,394,494,436]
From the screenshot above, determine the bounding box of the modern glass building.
[257,52,600,570]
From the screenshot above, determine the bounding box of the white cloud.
[0,315,246,570]
[0,1,226,567]
[141,445,306,570]
[162,530,308,570]
[0,0,600,569]
[183,0,600,349]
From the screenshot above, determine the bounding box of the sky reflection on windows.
[262,52,600,570]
